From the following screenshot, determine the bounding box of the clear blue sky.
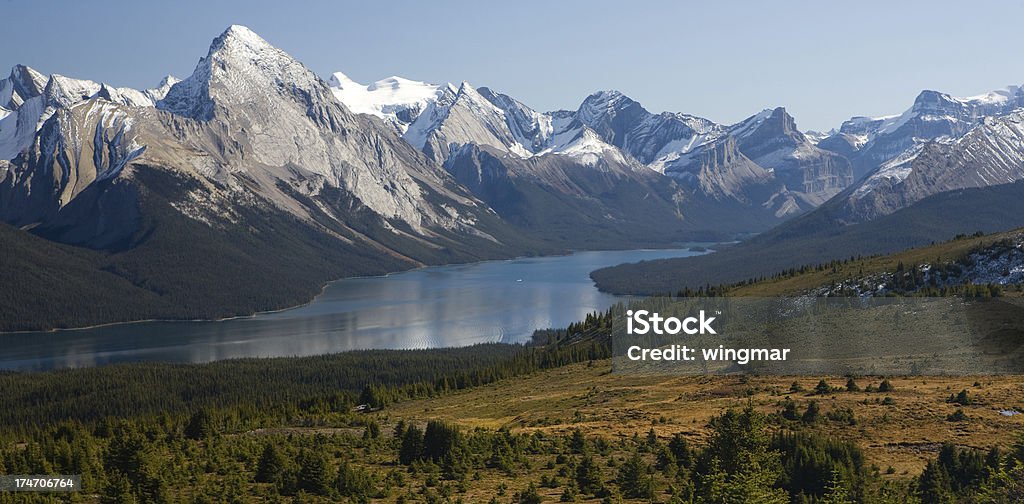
[3,0,1023,131]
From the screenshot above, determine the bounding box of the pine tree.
[363,420,381,440]
[697,407,787,503]
[184,408,216,440]
[815,379,832,395]
[845,378,860,392]
[422,420,461,463]
[820,469,854,504]
[668,433,692,468]
[781,398,800,421]
[296,449,330,496]
[878,379,894,393]
[978,460,1024,503]
[576,455,605,496]
[399,425,424,465]
[335,459,374,498]
[255,443,285,484]
[918,460,954,504]
[569,428,587,454]
[516,483,543,504]
[617,452,655,499]
[802,401,821,424]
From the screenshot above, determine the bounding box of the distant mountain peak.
[158,24,323,121]
[211,24,272,54]
[586,89,627,102]
[329,70,447,133]
[1,64,47,110]
[367,75,423,91]
[156,75,179,88]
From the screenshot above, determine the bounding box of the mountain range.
[3,25,1024,329]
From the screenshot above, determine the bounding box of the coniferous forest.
[2,301,1023,503]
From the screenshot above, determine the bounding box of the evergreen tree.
[576,455,605,496]
[296,449,330,496]
[845,378,860,392]
[617,452,656,499]
[516,482,543,504]
[335,459,374,498]
[820,469,854,504]
[815,379,832,395]
[781,398,800,421]
[978,460,1024,503]
[918,460,954,504]
[100,472,136,504]
[363,420,381,440]
[184,408,216,440]
[802,401,821,424]
[697,407,787,503]
[399,425,424,465]
[569,428,587,454]
[256,443,286,484]
[668,433,692,468]
[422,420,461,463]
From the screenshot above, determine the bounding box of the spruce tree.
[399,425,424,465]
[296,449,330,496]
[575,455,605,496]
[617,452,656,499]
[184,408,216,440]
[918,460,954,504]
[255,443,285,484]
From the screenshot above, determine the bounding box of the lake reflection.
[0,248,704,370]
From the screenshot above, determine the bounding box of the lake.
[0,248,705,371]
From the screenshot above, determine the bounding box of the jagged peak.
[766,106,797,130]
[43,73,101,107]
[576,90,645,130]
[210,25,273,55]
[328,70,360,89]
[728,108,775,138]
[159,25,325,120]
[95,82,116,100]
[456,80,477,95]
[8,64,46,90]
[1,64,47,109]
[586,89,626,101]
[156,75,179,88]
[911,89,958,110]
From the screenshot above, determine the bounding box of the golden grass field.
[386,360,1024,480]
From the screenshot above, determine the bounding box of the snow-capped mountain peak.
[820,81,1024,189]
[214,24,274,54]
[328,71,447,132]
[0,65,47,111]
[145,75,179,102]
[728,108,780,139]
[158,24,323,121]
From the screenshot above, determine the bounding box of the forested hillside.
[592,181,1024,295]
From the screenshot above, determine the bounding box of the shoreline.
[1,243,715,336]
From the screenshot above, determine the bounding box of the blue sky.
[3,0,1023,131]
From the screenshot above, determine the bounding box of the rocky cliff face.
[730,107,853,207]
[0,26,520,258]
[821,86,1024,180]
[836,110,1024,222]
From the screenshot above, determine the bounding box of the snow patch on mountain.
[728,108,774,139]
[548,128,627,166]
[145,75,179,102]
[328,71,448,133]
